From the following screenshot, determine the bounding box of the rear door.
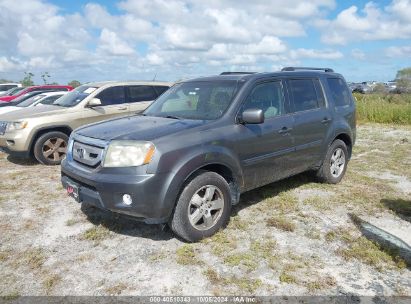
[286,78,331,172]
[127,85,158,113]
[82,86,129,125]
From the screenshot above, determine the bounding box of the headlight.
[6,121,28,132]
[103,140,155,167]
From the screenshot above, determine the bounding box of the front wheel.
[33,131,69,165]
[170,171,232,242]
[316,139,348,184]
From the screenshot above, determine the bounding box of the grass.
[224,253,258,271]
[202,230,237,257]
[279,271,297,284]
[105,283,128,295]
[266,216,296,232]
[43,273,61,294]
[354,93,411,124]
[176,244,202,265]
[203,268,262,293]
[305,276,336,292]
[80,225,111,241]
[338,236,406,271]
[16,248,46,270]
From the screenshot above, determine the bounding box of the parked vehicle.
[0,81,171,165]
[0,83,21,94]
[61,67,356,242]
[0,90,50,108]
[0,85,73,102]
[0,86,25,97]
[0,91,67,115]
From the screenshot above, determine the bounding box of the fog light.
[122,194,133,205]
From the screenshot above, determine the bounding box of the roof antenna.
[152,72,157,81]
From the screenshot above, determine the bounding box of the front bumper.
[61,159,174,224]
[0,129,31,156]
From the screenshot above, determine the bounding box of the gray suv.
[61,67,356,242]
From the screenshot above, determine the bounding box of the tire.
[170,171,232,242]
[316,139,348,184]
[33,131,69,165]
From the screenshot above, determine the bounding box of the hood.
[0,105,68,121]
[0,106,19,115]
[76,115,207,141]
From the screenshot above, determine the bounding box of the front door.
[234,80,295,191]
[82,86,130,125]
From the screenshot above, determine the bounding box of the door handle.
[117,106,128,111]
[321,117,332,124]
[278,127,293,134]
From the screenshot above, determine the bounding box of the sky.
[0,0,410,84]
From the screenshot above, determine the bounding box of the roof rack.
[281,67,334,72]
[220,72,257,75]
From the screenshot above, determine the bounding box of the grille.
[72,141,104,167]
[0,122,6,135]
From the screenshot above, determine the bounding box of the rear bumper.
[61,159,174,224]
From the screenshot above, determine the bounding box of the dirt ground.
[0,124,410,297]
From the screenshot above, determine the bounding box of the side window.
[288,79,319,112]
[313,79,326,108]
[327,78,351,107]
[40,95,61,105]
[127,86,157,103]
[154,86,169,97]
[242,81,285,119]
[96,86,126,106]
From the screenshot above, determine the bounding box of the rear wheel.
[170,171,232,242]
[316,139,348,184]
[33,131,68,165]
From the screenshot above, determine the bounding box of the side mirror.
[241,108,264,124]
[87,98,101,107]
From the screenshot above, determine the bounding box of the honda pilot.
[61,68,356,242]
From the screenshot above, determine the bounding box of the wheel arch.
[29,125,73,156]
[334,132,353,159]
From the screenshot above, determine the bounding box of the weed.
[81,225,111,241]
[203,230,237,257]
[176,244,202,265]
[43,273,61,294]
[266,216,296,232]
[224,253,258,271]
[105,283,128,295]
[279,272,297,284]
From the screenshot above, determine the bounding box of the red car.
[0,85,73,102]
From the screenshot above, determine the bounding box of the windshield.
[54,85,97,107]
[144,81,240,120]
[9,87,25,96]
[16,94,45,107]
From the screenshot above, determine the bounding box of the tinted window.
[313,79,326,108]
[289,79,320,112]
[242,81,285,118]
[327,78,351,107]
[144,81,239,120]
[127,86,157,103]
[54,86,97,107]
[96,86,126,106]
[154,86,169,96]
[39,95,62,105]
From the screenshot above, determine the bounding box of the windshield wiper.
[163,115,182,120]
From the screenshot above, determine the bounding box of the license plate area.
[66,181,80,202]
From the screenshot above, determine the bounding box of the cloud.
[1,0,408,83]
[98,29,135,56]
[290,48,343,60]
[351,49,366,60]
[318,1,411,45]
[385,45,411,57]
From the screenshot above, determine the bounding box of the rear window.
[288,79,323,112]
[154,86,169,96]
[327,78,351,107]
[127,85,157,103]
